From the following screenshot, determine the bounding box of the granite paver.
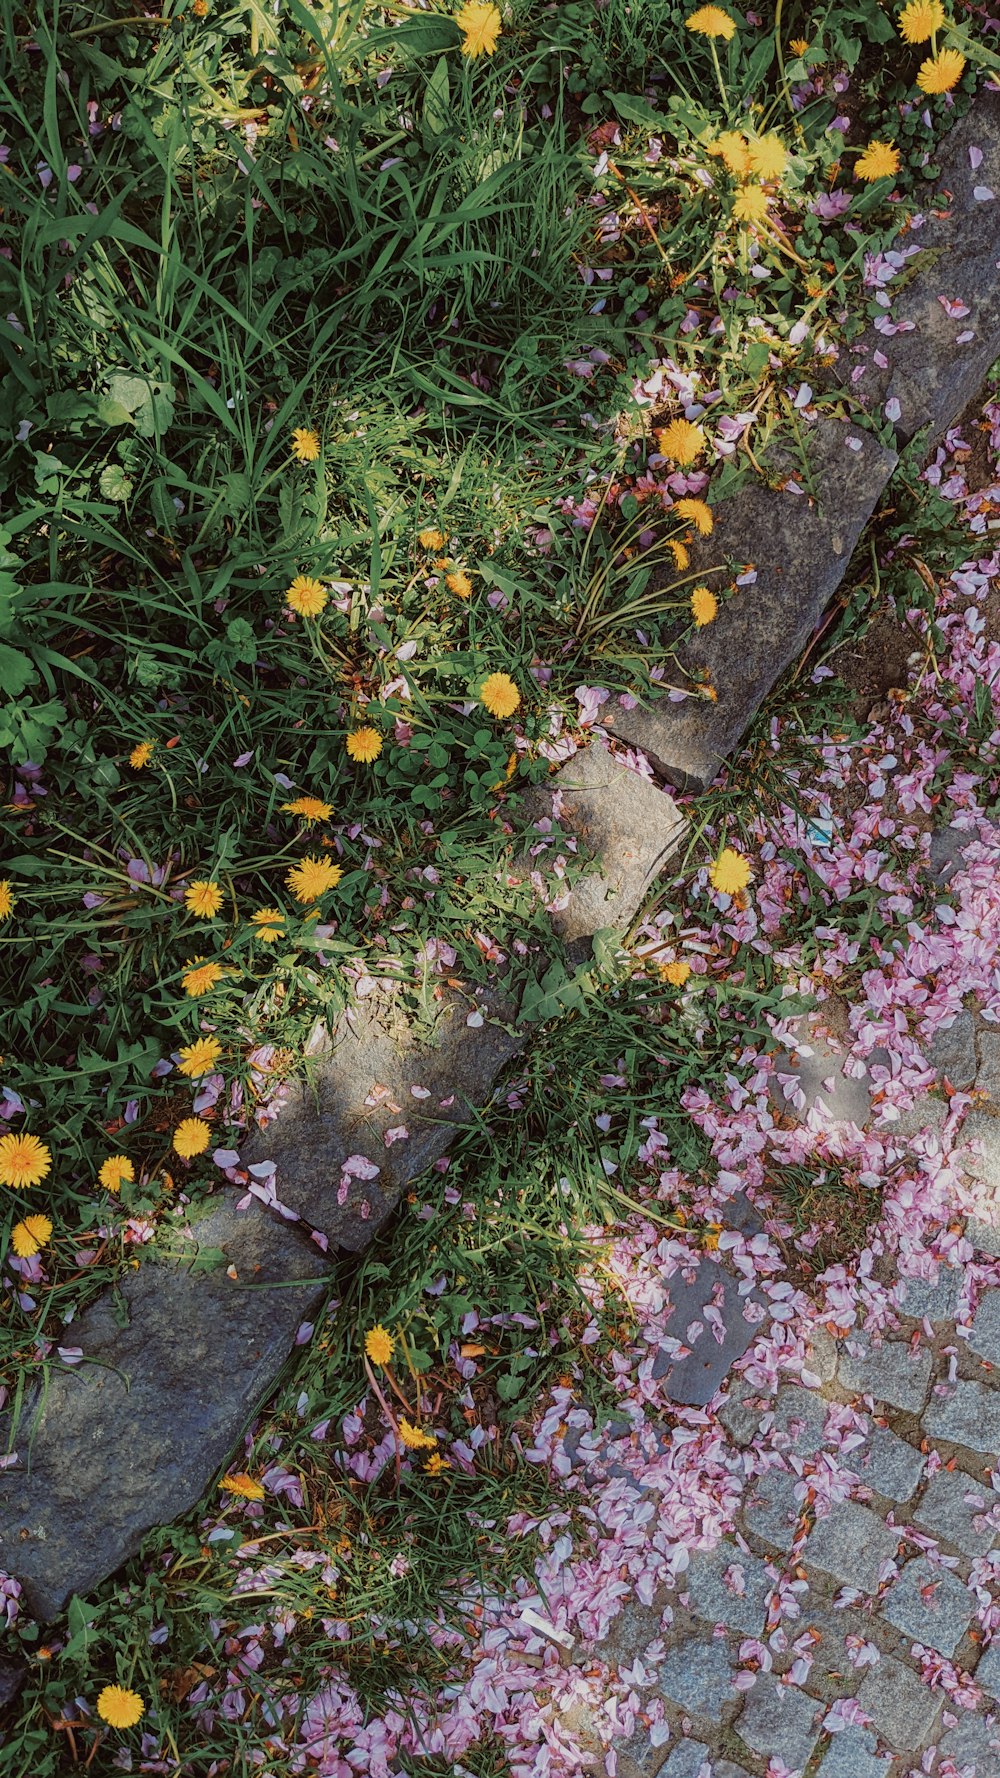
[974,1638,1000,1702]
[804,1500,899,1595]
[851,1426,925,1502]
[881,1555,973,1656]
[735,1675,821,1772]
[684,1543,773,1636]
[914,1468,998,1557]
[967,1289,1000,1366]
[838,1332,933,1414]
[815,1724,891,1777]
[656,1639,737,1723]
[742,1466,804,1553]
[857,1655,941,1751]
[924,1380,1000,1454]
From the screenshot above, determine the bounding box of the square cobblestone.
[966,1212,1000,1260]
[769,1384,830,1456]
[735,1674,821,1772]
[938,1712,1000,1775]
[805,1500,899,1595]
[712,1766,752,1778]
[838,1333,932,1413]
[882,1555,973,1656]
[852,1426,925,1502]
[816,1724,891,1776]
[923,1380,1000,1455]
[857,1654,941,1750]
[897,1264,962,1322]
[659,1742,710,1778]
[684,1543,773,1636]
[974,1637,1000,1701]
[914,1468,998,1556]
[656,1638,737,1723]
[742,1467,804,1553]
[968,1289,1000,1366]
[717,1378,763,1447]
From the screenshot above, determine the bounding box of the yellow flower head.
[364,1323,395,1365]
[184,880,223,920]
[177,1036,223,1079]
[686,4,737,38]
[129,741,154,769]
[732,184,769,224]
[346,727,383,763]
[747,134,787,180]
[99,1155,134,1193]
[291,427,321,462]
[691,586,718,627]
[418,527,447,550]
[11,1214,53,1259]
[707,130,750,176]
[661,959,691,987]
[424,1452,451,1475]
[673,497,714,537]
[221,1473,266,1501]
[446,570,473,599]
[709,847,752,896]
[182,959,225,998]
[0,880,14,923]
[855,140,900,182]
[0,1133,51,1190]
[668,539,690,572]
[173,1117,211,1159]
[657,417,706,465]
[251,907,284,943]
[916,47,965,93]
[96,1685,145,1730]
[398,1416,437,1451]
[898,0,944,43]
[285,856,343,903]
[286,575,328,617]
[789,37,809,54]
[480,672,521,718]
[456,0,501,57]
[282,796,333,822]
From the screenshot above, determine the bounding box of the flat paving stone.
[805,1325,839,1385]
[924,1380,1000,1455]
[914,1468,998,1557]
[851,1426,925,1502]
[838,1332,933,1414]
[897,1264,962,1324]
[804,1499,899,1596]
[769,1383,830,1457]
[881,1555,973,1656]
[968,1289,1000,1367]
[735,1674,821,1773]
[684,1542,773,1636]
[961,1111,1000,1197]
[815,1724,890,1777]
[928,823,975,885]
[770,1021,873,1128]
[974,1637,1000,1702]
[711,1765,753,1778]
[938,1711,1000,1775]
[658,1742,711,1778]
[651,1262,764,1409]
[656,1639,737,1723]
[717,1378,764,1447]
[966,1211,1000,1261]
[929,1012,978,1091]
[742,1466,805,1553]
[857,1654,941,1751]
[978,1030,1000,1105]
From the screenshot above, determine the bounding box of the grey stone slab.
[816,1724,890,1777]
[924,1380,1000,1455]
[928,823,974,885]
[685,1542,773,1636]
[243,988,521,1249]
[914,1469,998,1558]
[658,1743,710,1778]
[805,1326,839,1386]
[839,1333,932,1414]
[656,1638,737,1723]
[851,1426,925,1503]
[897,1264,962,1324]
[929,1013,978,1091]
[960,1111,1000,1195]
[735,1674,821,1772]
[518,739,685,952]
[966,1213,1000,1260]
[717,1377,764,1447]
[0,1195,328,1620]
[712,1766,752,1778]
[881,1555,972,1657]
[805,1500,899,1596]
[975,1636,1000,1701]
[0,1653,25,1708]
[968,1290,1000,1367]
[605,419,897,794]
[651,1263,763,1408]
[978,1031,1000,1105]
[938,1711,1000,1775]
[770,1022,873,1127]
[857,1655,940,1752]
[769,1383,830,1457]
[742,1466,805,1554]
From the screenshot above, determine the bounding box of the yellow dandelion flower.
[364,1324,395,1365]
[398,1417,437,1451]
[789,37,809,54]
[707,130,750,176]
[129,741,154,769]
[691,586,718,627]
[0,880,15,923]
[916,47,965,93]
[291,427,321,462]
[709,847,752,895]
[0,1133,51,1190]
[173,1117,211,1159]
[184,880,223,920]
[345,727,383,763]
[285,856,343,903]
[99,1155,134,1193]
[446,570,473,598]
[673,497,714,536]
[282,796,333,822]
[96,1685,145,1730]
[854,140,900,182]
[732,184,769,224]
[746,134,787,179]
[192,0,208,14]
[657,417,706,465]
[668,539,691,572]
[11,1214,53,1259]
[177,1036,222,1079]
[251,907,284,943]
[686,4,737,38]
[898,0,944,43]
[418,527,447,550]
[221,1473,266,1501]
[661,960,691,987]
[480,672,521,718]
[456,0,501,57]
[424,1452,451,1475]
[285,575,328,617]
[182,959,225,998]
